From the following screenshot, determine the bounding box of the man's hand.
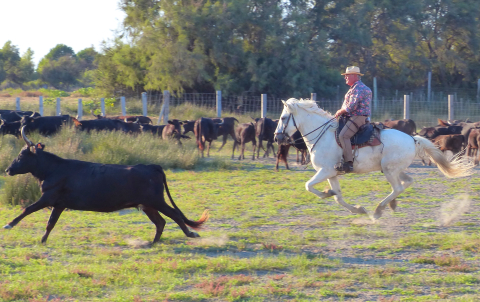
[334,108,347,118]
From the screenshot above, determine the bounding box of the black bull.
[3,128,209,244]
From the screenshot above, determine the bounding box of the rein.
[280,114,336,153]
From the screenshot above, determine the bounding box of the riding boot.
[335,161,354,173]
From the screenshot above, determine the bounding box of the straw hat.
[341,66,364,76]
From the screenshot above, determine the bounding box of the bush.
[38,88,70,98]
[71,87,95,97]
[19,91,43,97]
[1,174,41,207]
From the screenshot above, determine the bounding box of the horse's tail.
[413,135,474,178]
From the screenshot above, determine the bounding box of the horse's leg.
[374,170,409,219]
[327,176,368,214]
[390,172,413,211]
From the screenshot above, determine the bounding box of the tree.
[0,41,22,84]
[38,44,79,88]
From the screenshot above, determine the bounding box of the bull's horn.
[14,111,23,118]
[124,118,129,123]
[30,112,36,117]
[21,126,34,147]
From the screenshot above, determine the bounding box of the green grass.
[0,103,479,300]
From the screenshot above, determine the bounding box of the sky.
[0,0,126,68]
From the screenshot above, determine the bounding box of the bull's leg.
[239,142,245,160]
[207,140,213,157]
[326,175,368,214]
[142,206,167,243]
[267,142,275,158]
[217,134,228,152]
[155,206,200,238]
[256,140,263,159]
[252,142,256,160]
[296,150,300,163]
[41,207,65,243]
[232,141,237,159]
[4,195,52,229]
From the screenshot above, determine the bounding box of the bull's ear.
[168,120,174,124]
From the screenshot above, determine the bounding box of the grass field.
[0,140,479,301]
[0,100,479,301]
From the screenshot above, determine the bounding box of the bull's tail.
[162,171,209,229]
[414,135,474,178]
[195,120,204,151]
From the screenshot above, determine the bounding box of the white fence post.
[404,95,410,120]
[311,93,317,102]
[39,96,44,116]
[261,94,267,118]
[16,97,20,110]
[373,77,378,111]
[448,95,454,121]
[121,96,126,116]
[56,98,61,116]
[101,98,106,116]
[77,99,83,120]
[142,92,148,116]
[158,91,170,124]
[216,91,222,117]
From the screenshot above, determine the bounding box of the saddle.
[335,116,382,149]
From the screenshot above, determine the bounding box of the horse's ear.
[282,100,288,107]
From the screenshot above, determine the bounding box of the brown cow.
[466,128,480,165]
[424,134,465,165]
[232,123,256,160]
[382,119,417,135]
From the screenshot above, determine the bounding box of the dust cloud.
[439,194,471,226]
[195,234,229,246]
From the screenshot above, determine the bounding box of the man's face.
[344,74,358,86]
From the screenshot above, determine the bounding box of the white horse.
[275,98,474,219]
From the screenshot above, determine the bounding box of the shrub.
[1,174,41,207]
[19,91,43,97]
[71,87,95,97]
[38,88,70,98]
[0,93,11,97]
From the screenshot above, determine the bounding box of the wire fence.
[6,88,480,129]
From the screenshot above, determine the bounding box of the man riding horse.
[334,66,372,173]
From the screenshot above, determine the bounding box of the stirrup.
[335,161,353,173]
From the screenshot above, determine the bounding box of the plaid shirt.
[341,80,372,116]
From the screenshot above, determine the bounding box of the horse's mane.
[285,98,333,118]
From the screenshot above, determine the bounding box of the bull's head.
[5,126,45,176]
[274,100,296,145]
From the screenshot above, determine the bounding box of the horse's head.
[275,100,298,145]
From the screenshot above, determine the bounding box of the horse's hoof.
[190,232,200,238]
[323,189,337,197]
[352,205,368,215]
[389,199,397,211]
[3,225,12,229]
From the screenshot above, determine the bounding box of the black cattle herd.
[2,108,480,244]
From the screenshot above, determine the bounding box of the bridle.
[277,113,336,153]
